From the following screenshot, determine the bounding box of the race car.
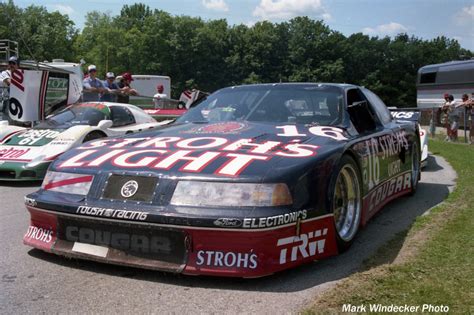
[0,102,166,180]
[23,83,421,277]
[390,109,429,168]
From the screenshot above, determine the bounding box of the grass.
[303,139,474,314]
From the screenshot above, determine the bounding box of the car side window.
[346,88,380,134]
[110,106,135,127]
[362,88,392,125]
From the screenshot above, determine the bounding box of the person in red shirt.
[116,72,138,104]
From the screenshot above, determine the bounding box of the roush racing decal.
[76,206,148,221]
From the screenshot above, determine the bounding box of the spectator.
[440,93,452,140]
[82,65,106,102]
[102,72,119,102]
[116,72,138,104]
[0,56,19,87]
[1,56,19,114]
[458,93,474,144]
[447,95,461,141]
[153,84,168,108]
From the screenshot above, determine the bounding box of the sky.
[13,0,474,50]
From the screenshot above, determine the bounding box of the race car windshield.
[38,106,109,127]
[177,85,344,125]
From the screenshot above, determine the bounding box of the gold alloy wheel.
[333,164,361,242]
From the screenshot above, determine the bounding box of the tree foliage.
[0,0,77,61]
[1,1,472,104]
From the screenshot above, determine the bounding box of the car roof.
[75,102,138,110]
[223,82,359,90]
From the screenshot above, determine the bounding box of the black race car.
[23,83,421,277]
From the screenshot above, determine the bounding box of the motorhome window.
[420,72,437,84]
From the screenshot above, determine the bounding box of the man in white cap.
[1,56,19,87]
[82,64,106,101]
[101,72,119,102]
[1,56,19,113]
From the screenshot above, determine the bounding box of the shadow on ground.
[27,155,454,293]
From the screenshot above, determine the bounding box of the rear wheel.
[330,155,362,252]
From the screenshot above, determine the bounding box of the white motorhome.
[416,59,474,108]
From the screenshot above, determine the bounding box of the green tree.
[0,0,77,62]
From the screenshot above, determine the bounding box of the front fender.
[0,125,26,143]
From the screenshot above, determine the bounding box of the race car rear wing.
[388,107,421,122]
[4,68,81,125]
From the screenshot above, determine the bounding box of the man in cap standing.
[0,56,19,87]
[101,72,119,102]
[82,64,106,102]
[116,72,138,104]
[1,56,19,116]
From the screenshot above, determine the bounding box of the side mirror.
[98,120,113,129]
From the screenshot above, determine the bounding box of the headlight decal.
[170,181,292,207]
[42,171,94,195]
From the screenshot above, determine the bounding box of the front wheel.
[330,155,363,252]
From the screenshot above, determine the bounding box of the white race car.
[0,102,169,180]
[419,126,428,168]
[390,109,429,168]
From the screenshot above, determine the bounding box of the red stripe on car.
[44,175,93,190]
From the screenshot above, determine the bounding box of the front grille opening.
[0,170,16,178]
[20,170,36,178]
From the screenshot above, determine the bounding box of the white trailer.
[416,59,474,108]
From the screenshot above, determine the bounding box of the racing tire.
[409,140,421,196]
[83,131,106,143]
[329,155,363,252]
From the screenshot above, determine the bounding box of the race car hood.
[50,121,350,181]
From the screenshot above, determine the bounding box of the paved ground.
[0,154,456,314]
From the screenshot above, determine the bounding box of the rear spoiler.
[388,107,421,122]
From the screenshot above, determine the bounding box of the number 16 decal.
[276,125,347,141]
